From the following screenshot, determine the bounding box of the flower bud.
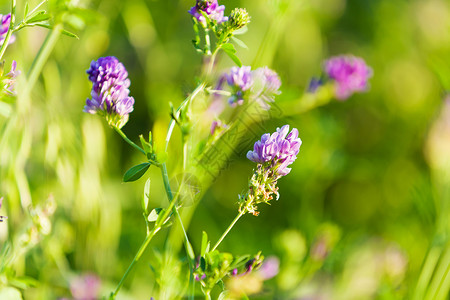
[229,8,251,30]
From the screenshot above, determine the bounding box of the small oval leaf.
[123,163,151,182]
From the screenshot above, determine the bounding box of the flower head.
[84,56,134,128]
[247,125,301,176]
[1,60,19,96]
[0,14,14,46]
[324,55,373,100]
[226,65,253,105]
[229,8,251,30]
[189,0,228,26]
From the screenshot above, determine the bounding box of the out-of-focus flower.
[1,60,19,96]
[226,65,253,105]
[70,273,101,300]
[240,125,301,215]
[222,66,281,108]
[228,8,250,30]
[189,0,228,26]
[0,14,15,46]
[324,55,373,100]
[84,56,134,129]
[246,125,301,176]
[307,77,324,93]
[258,256,279,280]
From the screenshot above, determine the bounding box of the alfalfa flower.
[0,13,14,46]
[189,0,228,26]
[222,66,281,108]
[226,65,253,106]
[84,56,135,129]
[324,55,373,100]
[241,125,301,215]
[228,8,250,30]
[1,60,19,96]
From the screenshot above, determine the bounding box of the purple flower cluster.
[1,60,19,95]
[84,56,134,128]
[189,0,228,25]
[0,14,14,45]
[247,125,301,176]
[324,55,373,100]
[223,66,281,107]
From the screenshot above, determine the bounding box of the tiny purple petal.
[259,256,280,280]
[188,0,228,25]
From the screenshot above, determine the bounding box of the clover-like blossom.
[189,0,228,26]
[1,60,19,96]
[0,14,14,46]
[247,125,301,176]
[226,65,253,105]
[84,56,134,128]
[324,55,373,100]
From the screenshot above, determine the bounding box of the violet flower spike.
[84,56,135,129]
[247,125,301,176]
[2,60,19,95]
[0,14,15,46]
[188,0,228,26]
[324,55,373,100]
[226,66,253,106]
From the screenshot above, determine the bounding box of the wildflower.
[258,256,279,280]
[84,56,135,129]
[251,66,281,109]
[189,0,228,26]
[324,55,373,100]
[228,8,250,30]
[307,77,323,93]
[241,125,301,215]
[70,273,101,300]
[225,65,252,105]
[1,60,19,96]
[0,14,14,46]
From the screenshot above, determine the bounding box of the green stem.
[165,82,206,152]
[212,209,246,251]
[204,28,211,56]
[205,290,211,300]
[111,228,159,298]
[25,23,63,95]
[111,191,179,298]
[0,0,15,61]
[113,126,146,155]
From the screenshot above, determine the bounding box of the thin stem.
[165,82,206,152]
[212,210,246,251]
[111,191,179,298]
[25,23,63,95]
[0,0,15,61]
[111,228,159,298]
[113,126,146,155]
[204,28,211,56]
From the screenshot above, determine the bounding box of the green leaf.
[34,24,79,39]
[221,43,242,67]
[201,231,209,257]
[231,36,248,49]
[141,178,151,214]
[186,240,196,261]
[148,208,163,222]
[123,163,151,182]
[26,11,51,24]
[233,26,248,35]
[139,134,152,154]
[221,43,236,53]
[224,51,242,67]
[218,291,229,300]
[24,3,29,18]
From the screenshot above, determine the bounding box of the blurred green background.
[0,0,449,299]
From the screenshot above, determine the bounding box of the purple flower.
[247,125,301,176]
[84,56,134,128]
[189,0,228,26]
[70,273,101,300]
[307,77,323,93]
[1,60,19,95]
[258,256,279,280]
[0,14,15,46]
[324,55,373,100]
[251,67,281,109]
[225,66,253,106]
